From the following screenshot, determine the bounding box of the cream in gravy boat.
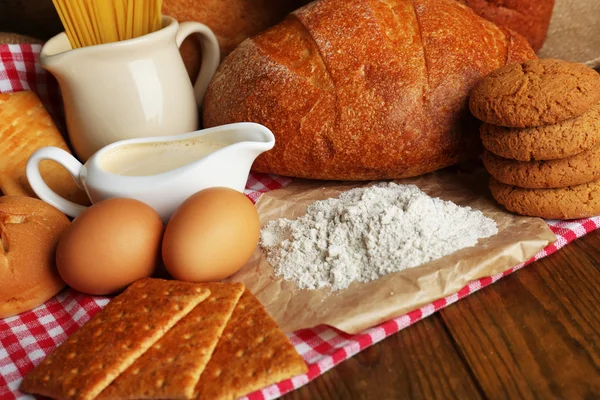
[26,123,275,222]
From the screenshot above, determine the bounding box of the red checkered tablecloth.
[1,44,599,400]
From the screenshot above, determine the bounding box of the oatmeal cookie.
[480,101,600,161]
[483,146,600,189]
[489,177,600,220]
[470,59,600,127]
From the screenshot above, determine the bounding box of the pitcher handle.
[26,147,88,218]
[175,22,220,108]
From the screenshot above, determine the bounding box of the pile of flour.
[259,183,498,291]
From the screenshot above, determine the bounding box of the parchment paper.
[539,0,600,69]
[228,165,556,334]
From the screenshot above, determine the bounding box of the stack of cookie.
[469,58,600,220]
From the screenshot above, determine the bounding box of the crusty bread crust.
[0,196,70,318]
[202,0,536,180]
[0,91,89,205]
[0,32,43,45]
[162,0,310,81]
[457,0,555,52]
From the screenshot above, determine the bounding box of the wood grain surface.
[285,230,600,399]
[286,316,484,400]
[3,3,600,399]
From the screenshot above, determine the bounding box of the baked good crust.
[162,0,310,81]
[0,32,43,45]
[483,147,600,189]
[457,0,555,52]
[0,91,89,205]
[470,59,600,128]
[0,196,70,318]
[489,177,600,220]
[480,101,600,161]
[202,0,535,180]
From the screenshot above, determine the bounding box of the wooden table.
[3,4,600,398]
[285,229,600,399]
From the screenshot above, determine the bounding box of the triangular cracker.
[98,282,245,400]
[20,278,210,400]
[193,290,308,400]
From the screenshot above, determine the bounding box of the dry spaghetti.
[52,0,163,48]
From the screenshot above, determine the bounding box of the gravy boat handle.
[26,147,88,218]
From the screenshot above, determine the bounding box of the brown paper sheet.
[228,165,556,334]
[539,0,600,69]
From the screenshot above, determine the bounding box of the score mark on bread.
[0,227,8,264]
[0,211,28,225]
[0,211,29,259]
[0,226,8,257]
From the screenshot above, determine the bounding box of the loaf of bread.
[457,0,555,52]
[162,0,310,81]
[203,0,536,181]
[164,0,551,82]
[0,196,70,318]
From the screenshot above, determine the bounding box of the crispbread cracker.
[20,278,210,400]
[0,91,88,204]
[98,282,245,400]
[194,290,308,400]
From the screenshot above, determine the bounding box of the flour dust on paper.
[259,182,498,291]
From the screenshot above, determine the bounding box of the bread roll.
[0,91,89,205]
[458,0,555,52]
[202,0,536,180]
[0,196,70,318]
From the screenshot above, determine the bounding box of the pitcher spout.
[39,32,74,76]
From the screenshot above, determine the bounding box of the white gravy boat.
[26,123,275,222]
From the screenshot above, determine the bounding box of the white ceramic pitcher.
[26,123,275,222]
[40,15,220,162]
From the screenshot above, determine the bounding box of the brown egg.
[162,187,260,282]
[56,198,164,295]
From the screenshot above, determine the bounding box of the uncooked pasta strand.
[50,0,163,48]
